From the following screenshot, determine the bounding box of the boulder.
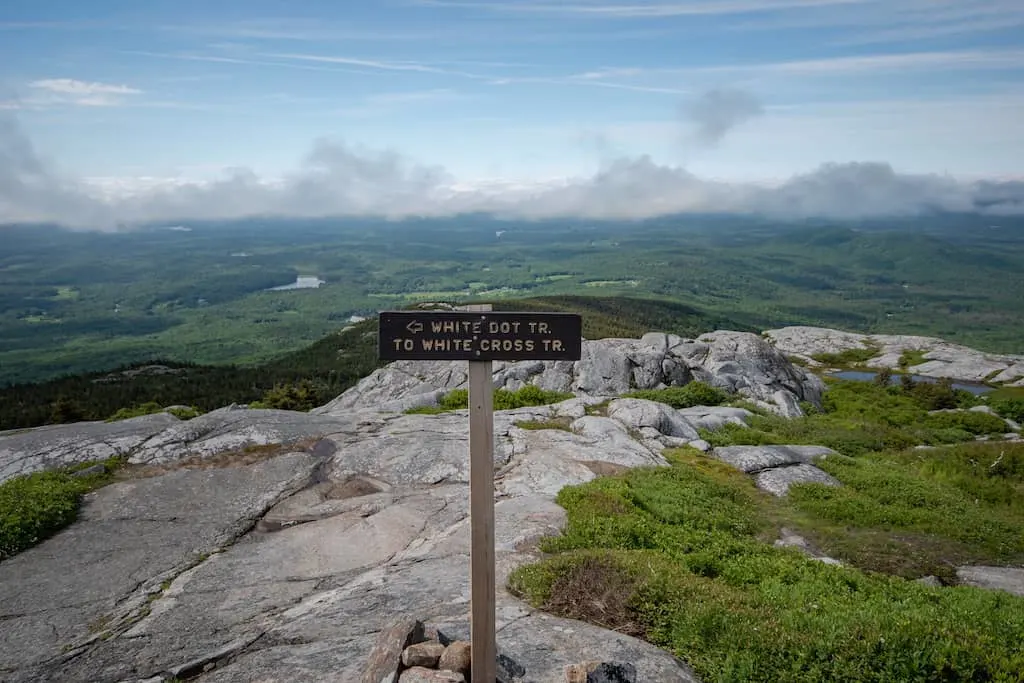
[0,412,180,483]
[709,445,841,497]
[754,464,842,497]
[955,566,1024,597]
[607,399,700,441]
[317,331,825,418]
[399,667,465,682]
[128,406,350,466]
[437,641,471,678]
[676,406,752,431]
[401,641,446,668]
[766,326,1024,385]
[711,445,837,474]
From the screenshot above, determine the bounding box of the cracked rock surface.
[0,413,180,483]
[766,326,1024,385]
[0,452,320,680]
[0,398,699,683]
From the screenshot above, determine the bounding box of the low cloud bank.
[2,114,1021,231]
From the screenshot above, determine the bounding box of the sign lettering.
[378,311,582,361]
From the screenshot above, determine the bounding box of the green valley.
[2,214,1023,387]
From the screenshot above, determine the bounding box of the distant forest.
[2,213,1023,388]
[0,296,748,430]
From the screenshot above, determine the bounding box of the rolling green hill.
[3,215,1022,387]
[0,296,748,431]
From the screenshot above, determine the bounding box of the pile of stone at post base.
[360,617,638,682]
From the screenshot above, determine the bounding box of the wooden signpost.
[379,307,582,682]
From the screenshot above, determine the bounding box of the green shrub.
[495,385,573,410]
[49,396,86,424]
[508,445,1024,682]
[925,410,1010,435]
[624,382,729,409]
[106,402,164,422]
[810,344,880,367]
[904,377,978,411]
[898,349,927,369]
[0,458,121,560]
[992,398,1024,423]
[438,388,469,410]
[252,380,323,411]
[429,385,573,412]
[108,403,201,422]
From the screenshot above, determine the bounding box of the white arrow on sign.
[406,321,424,334]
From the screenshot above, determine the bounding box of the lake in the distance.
[268,277,326,291]
[829,370,992,395]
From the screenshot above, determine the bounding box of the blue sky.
[2,0,1023,226]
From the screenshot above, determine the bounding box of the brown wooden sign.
[378,310,582,362]
[377,306,582,682]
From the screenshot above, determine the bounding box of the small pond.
[268,277,326,291]
[829,370,993,395]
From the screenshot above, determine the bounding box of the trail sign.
[378,310,582,362]
[376,307,583,682]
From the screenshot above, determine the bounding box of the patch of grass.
[790,444,1024,570]
[167,406,201,420]
[897,348,928,369]
[406,385,573,414]
[0,456,123,560]
[87,614,112,634]
[725,398,768,415]
[623,382,729,409]
[515,417,573,431]
[403,405,446,415]
[810,341,881,367]
[106,402,201,422]
[700,379,996,456]
[509,445,1024,682]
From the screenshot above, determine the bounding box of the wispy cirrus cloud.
[726,0,1024,44]
[563,48,1024,86]
[721,49,1024,75]
[262,52,473,76]
[160,18,470,43]
[132,48,688,94]
[123,50,385,77]
[414,0,867,18]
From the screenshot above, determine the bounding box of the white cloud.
[26,78,143,107]
[29,79,141,96]
[2,112,1022,230]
